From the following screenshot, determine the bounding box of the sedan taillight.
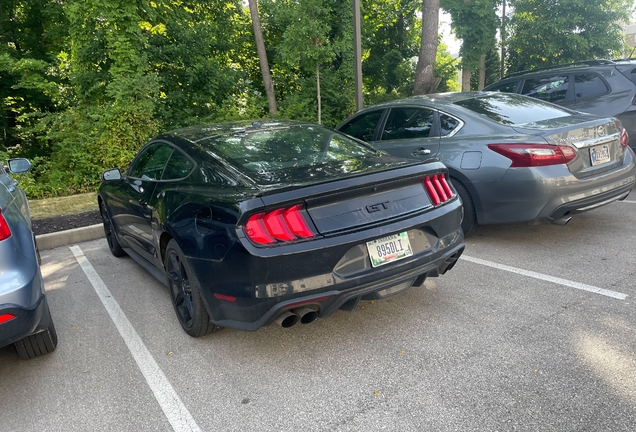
[488,143,577,167]
[245,204,316,245]
[423,173,454,206]
[0,208,11,241]
[615,119,629,148]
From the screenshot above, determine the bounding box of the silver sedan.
[337,92,636,236]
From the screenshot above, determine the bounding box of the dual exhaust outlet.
[275,307,318,328]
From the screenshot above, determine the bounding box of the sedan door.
[371,106,440,160]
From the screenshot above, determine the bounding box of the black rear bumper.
[208,242,464,332]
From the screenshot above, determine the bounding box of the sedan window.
[338,110,383,141]
[521,75,570,103]
[381,108,435,140]
[455,93,570,125]
[129,143,174,180]
[440,114,461,136]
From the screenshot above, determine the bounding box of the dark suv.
[485,59,636,150]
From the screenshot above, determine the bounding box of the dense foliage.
[507,0,632,72]
[0,0,630,198]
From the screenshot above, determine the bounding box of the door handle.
[411,148,431,157]
[7,181,17,193]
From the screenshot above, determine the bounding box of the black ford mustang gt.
[98,120,465,337]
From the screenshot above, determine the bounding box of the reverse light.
[0,208,11,241]
[423,173,455,206]
[615,119,629,148]
[0,313,16,325]
[245,204,316,245]
[488,143,577,167]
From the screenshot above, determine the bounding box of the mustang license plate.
[366,232,413,268]
[590,143,611,166]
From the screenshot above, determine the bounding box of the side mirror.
[102,168,122,181]
[7,158,32,174]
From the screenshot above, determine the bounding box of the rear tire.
[164,239,220,337]
[453,180,478,238]
[15,302,58,360]
[100,201,126,257]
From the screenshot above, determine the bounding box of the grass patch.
[29,192,99,220]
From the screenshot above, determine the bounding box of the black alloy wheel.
[164,239,219,337]
[99,201,126,257]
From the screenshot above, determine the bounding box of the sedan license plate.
[366,232,413,268]
[590,144,611,166]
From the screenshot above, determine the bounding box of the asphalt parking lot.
[1,198,635,431]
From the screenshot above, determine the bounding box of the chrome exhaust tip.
[275,311,299,328]
[551,216,572,226]
[293,307,318,324]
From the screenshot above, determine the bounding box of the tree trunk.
[478,55,486,90]
[248,0,277,116]
[413,0,440,95]
[316,64,322,125]
[461,68,471,92]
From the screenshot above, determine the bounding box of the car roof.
[351,91,505,114]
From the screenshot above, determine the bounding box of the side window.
[381,107,435,140]
[129,143,174,180]
[487,80,520,93]
[521,75,569,103]
[162,149,194,180]
[339,110,383,141]
[574,73,609,98]
[440,114,461,137]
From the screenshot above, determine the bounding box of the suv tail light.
[245,204,316,245]
[423,173,454,206]
[488,143,577,167]
[615,119,629,148]
[0,313,16,324]
[0,208,11,241]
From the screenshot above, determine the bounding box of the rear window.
[574,73,609,98]
[203,125,378,173]
[454,93,571,125]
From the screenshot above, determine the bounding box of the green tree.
[0,0,68,156]
[442,0,499,90]
[507,0,632,72]
[261,0,355,126]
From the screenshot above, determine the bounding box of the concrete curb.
[36,223,105,251]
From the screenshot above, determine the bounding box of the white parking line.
[70,245,201,432]
[620,200,636,204]
[460,254,628,300]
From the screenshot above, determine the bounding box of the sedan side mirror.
[102,168,122,181]
[7,158,32,174]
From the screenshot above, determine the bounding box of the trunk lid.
[256,162,448,236]
[512,114,625,178]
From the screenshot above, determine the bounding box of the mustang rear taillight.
[615,119,629,148]
[0,208,11,241]
[0,313,16,325]
[423,173,454,206]
[245,204,316,245]
[488,143,577,167]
